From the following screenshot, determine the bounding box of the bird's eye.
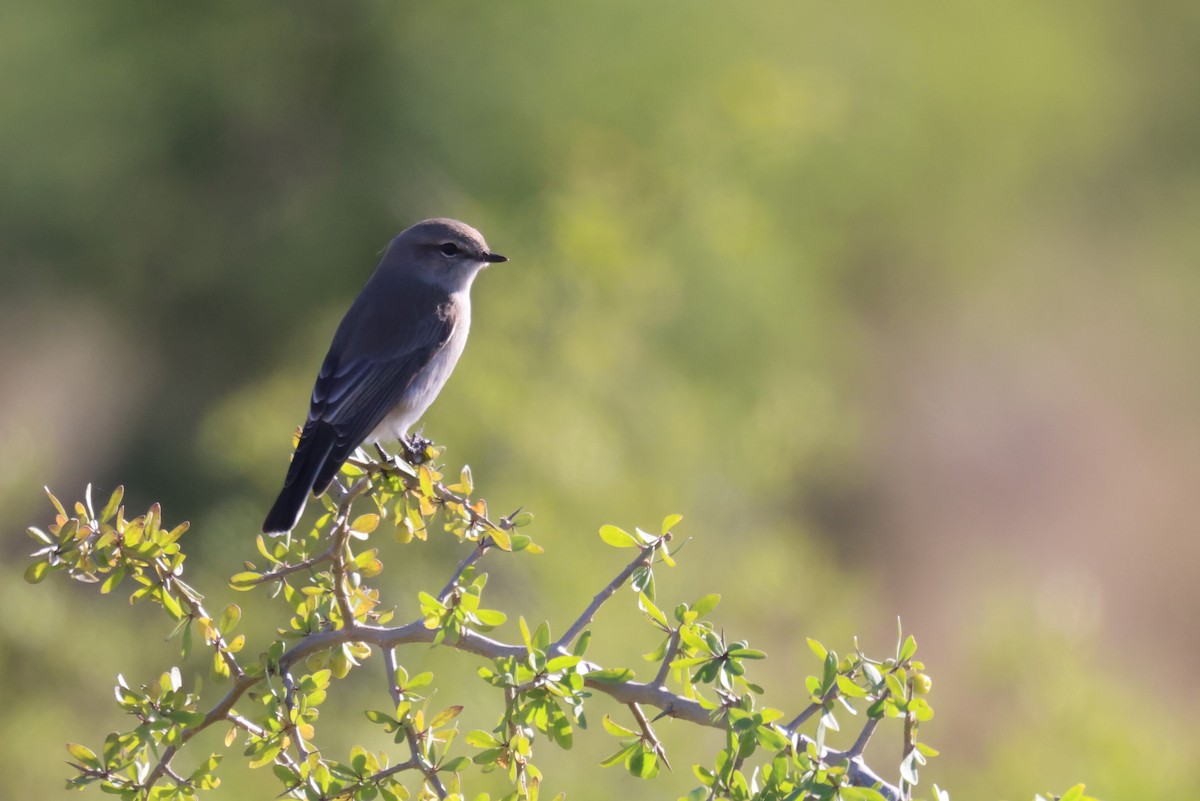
[439,242,460,257]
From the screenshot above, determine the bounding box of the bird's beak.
[483,252,508,264]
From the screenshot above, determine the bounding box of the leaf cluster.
[24,450,1094,801]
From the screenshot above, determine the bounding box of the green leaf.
[693,593,721,617]
[472,747,505,766]
[465,730,502,748]
[915,742,940,758]
[441,756,471,773]
[229,572,260,590]
[273,763,300,784]
[806,638,828,660]
[405,670,434,690]
[728,647,766,660]
[24,560,49,584]
[428,705,464,729]
[586,667,635,683]
[418,465,435,497]
[99,486,125,523]
[836,675,868,698]
[489,523,515,551]
[628,750,659,779]
[599,525,639,548]
[546,654,582,672]
[160,590,184,619]
[246,740,282,769]
[45,486,67,519]
[219,604,241,635]
[351,513,380,535]
[898,634,917,663]
[631,565,654,598]
[532,621,551,653]
[638,593,669,628]
[66,742,101,769]
[26,526,53,545]
[601,715,637,737]
[1059,784,1088,801]
[600,742,639,767]
[660,513,684,535]
[755,726,790,751]
[473,609,508,627]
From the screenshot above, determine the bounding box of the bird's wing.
[306,295,458,476]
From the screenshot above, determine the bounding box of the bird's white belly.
[366,313,470,444]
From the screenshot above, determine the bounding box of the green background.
[3,2,1199,799]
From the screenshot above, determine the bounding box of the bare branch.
[554,546,653,653]
[652,628,681,688]
[248,544,335,585]
[437,538,491,602]
[628,702,671,771]
[405,724,449,799]
[330,476,372,627]
[842,715,882,760]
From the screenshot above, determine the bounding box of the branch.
[652,629,681,687]
[330,476,372,626]
[554,546,653,653]
[37,470,912,801]
[248,545,335,585]
[628,702,671,771]
[141,674,258,788]
[437,538,491,602]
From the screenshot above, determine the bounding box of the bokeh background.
[3,2,1199,799]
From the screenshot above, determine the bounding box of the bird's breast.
[367,296,471,444]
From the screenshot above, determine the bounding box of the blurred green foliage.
[4,2,1200,800]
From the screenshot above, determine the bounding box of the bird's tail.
[262,423,336,534]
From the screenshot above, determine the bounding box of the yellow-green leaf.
[23,560,49,584]
[599,525,638,548]
[351,514,379,535]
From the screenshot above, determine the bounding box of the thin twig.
[437,538,491,602]
[652,629,681,688]
[229,713,319,799]
[139,623,255,788]
[383,647,404,707]
[784,682,839,733]
[384,647,448,798]
[901,707,917,801]
[628,702,671,771]
[249,545,336,585]
[554,546,653,653]
[843,716,881,759]
[405,724,448,799]
[281,672,312,761]
[329,476,372,627]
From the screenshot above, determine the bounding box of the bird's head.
[387,218,507,290]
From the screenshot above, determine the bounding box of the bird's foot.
[401,433,434,465]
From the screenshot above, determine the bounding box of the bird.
[262,218,506,534]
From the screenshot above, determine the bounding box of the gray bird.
[263,218,506,534]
